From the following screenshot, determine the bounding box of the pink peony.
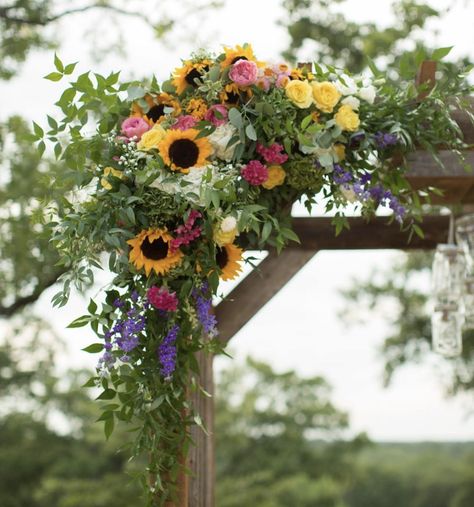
[171,115,198,131]
[121,117,150,140]
[204,104,228,127]
[241,160,268,186]
[256,143,289,165]
[147,286,179,312]
[229,60,259,87]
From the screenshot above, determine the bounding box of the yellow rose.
[101,167,124,190]
[334,105,360,132]
[333,143,346,162]
[311,81,341,113]
[262,165,286,190]
[285,80,313,109]
[137,125,167,151]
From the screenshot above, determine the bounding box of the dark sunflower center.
[231,56,248,64]
[185,65,209,86]
[169,139,199,168]
[146,104,166,122]
[216,247,229,269]
[225,91,240,104]
[140,237,169,260]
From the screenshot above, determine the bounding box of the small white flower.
[341,96,360,110]
[221,216,237,232]
[340,185,357,203]
[209,124,238,162]
[358,85,376,104]
[335,74,358,96]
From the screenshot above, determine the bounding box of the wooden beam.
[290,215,450,250]
[215,249,317,346]
[416,60,437,100]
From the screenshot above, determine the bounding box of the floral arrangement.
[35,44,471,504]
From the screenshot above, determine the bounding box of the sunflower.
[215,243,243,281]
[158,129,212,173]
[220,44,258,69]
[172,59,213,95]
[186,98,208,120]
[220,83,253,105]
[127,229,183,277]
[131,93,181,125]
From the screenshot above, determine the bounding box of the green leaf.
[54,53,64,72]
[88,298,98,314]
[245,123,257,141]
[104,415,115,439]
[96,389,116,400]
[67,315,91,328]
[82,377,98,388]
[161,79,176,94]
[32,122,44,138]
[300,114,313,130]
[127,85,146,100]
[82,343,103,353]
[64,62,78,75]
[432,46,453,61]
[44,72,63,82]
[228,108,243,129]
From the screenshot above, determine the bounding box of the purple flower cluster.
[158,324,179,378]
[331,164,406,222]
[374,131,398,149]
[98,293,148,371]
[192,283,218,337]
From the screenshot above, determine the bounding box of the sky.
[2,0,474,441]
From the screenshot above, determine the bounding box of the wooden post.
[188,351,215,506]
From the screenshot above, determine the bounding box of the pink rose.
[147,286,179,312]
[204,104,228,127]
[171,115,198,131]
[120,117,150,140]
[229,60,258,87]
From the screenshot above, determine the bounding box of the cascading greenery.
[33,44,472,504]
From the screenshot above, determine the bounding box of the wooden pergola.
[170,64,474,506]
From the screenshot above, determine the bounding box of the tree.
[281,0,447,72]
[0,0,222,80]
[215,357,369,507]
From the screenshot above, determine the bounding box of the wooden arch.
[168,63,474,506]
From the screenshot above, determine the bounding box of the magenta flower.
[204,104,228,127]
[170,209,202,252]
[171,115,198,131]
[256,143,289,164]
[241,160,268,186]
[147,286,179,312]
[120,117,150,140]
[229,60,258,87]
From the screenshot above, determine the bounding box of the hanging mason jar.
[456,214,474,328]
[431,244,466,304]
[432,302,463,357]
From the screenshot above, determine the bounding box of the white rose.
[221,216,237,232]
[359,85,376,104]
[340,185,357,203]
[341,96,360,110]
[209,124,238,162]
[335,74,358,96]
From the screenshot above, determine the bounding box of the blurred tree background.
[1,0,473,505]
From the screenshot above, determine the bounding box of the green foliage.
[282,0,442,72]
[0,116,68,317]
[215,358,368,506]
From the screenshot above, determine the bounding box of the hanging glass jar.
[431,302,463,357]
[431,244,466,304]
[456,214,474,328]
[431,243,465,357]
